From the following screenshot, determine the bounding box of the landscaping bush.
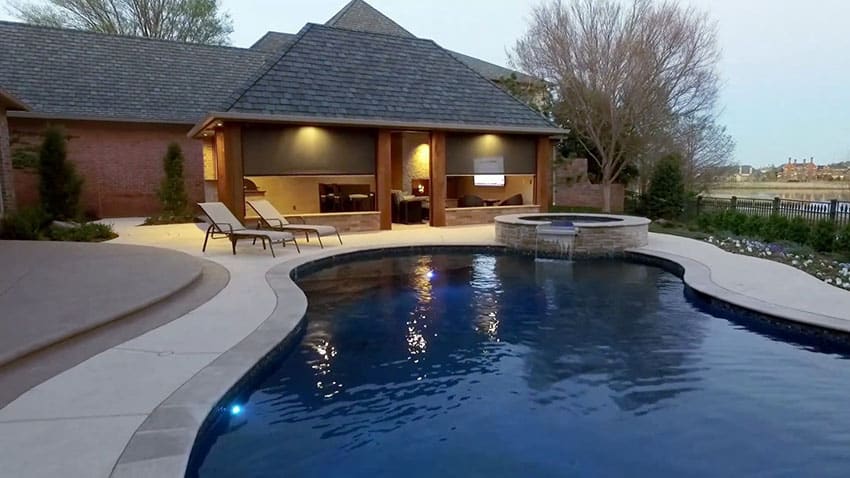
[157,143,189,217]
[47,222,117,242]
[38,126,83,221]
[759,215,790,243]
[145,143,197,225]
[809,220,836,253]
[834,224,850,261]
[786,217,811,245]
[0,207,49,240]
[646,154,685,220]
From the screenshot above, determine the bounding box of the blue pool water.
[189,254,850,477]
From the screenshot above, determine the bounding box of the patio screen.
[446,133,536,175]
[242,125,377,176]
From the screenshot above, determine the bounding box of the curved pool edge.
[627,248,850,335]
[110,242,850,478]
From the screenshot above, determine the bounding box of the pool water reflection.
[190,254,850,478]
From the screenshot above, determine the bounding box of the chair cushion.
[283,225,337,236]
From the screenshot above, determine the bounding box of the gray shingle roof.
[251,31,533,83]
[250,31,296,53]
[227,24,554,129]
[448,51,538,84]
[325,0,415,37]
[0,21,269,123]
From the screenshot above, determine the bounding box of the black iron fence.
[626,193,850,226]
[697,196,850,226]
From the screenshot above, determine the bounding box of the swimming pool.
[188,253,850,477]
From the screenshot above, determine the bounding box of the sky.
[3,0,850,167]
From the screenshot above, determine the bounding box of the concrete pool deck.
[0,220,849,477]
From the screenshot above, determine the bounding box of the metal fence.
[697,196,850,226]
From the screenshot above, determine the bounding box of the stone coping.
[628,248,850,334]
[111,241,850,477]
[495,212,650,228]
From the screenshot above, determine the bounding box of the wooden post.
[829,199,838,222]
[376,129,392,230]
[215,124,245,220]
[535,136,552,212]
[429,131,447,227]
[730,195,737,212]
[772,197,781,216]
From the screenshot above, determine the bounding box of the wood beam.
[535,136,552,212]
[430,131,447,227]
[376,129,392,230]
[215,124,245,220]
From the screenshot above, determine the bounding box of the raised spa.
[495,212,650,257]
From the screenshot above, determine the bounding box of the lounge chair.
[247,200,342,249]
[198,202,300,257]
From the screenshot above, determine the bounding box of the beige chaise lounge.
[248,200,342,249]
[198,202,300,257]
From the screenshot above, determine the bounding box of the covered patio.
[190,115,561,232]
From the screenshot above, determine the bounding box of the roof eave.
[188,112,567,138]
[8,110,195,125]
[0,89,31,111]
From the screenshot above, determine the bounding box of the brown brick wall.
[9,118,203,218]
[553,158,625,212]
[0,107,15,215]
[445,205,540,226]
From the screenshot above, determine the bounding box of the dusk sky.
[4,0,849,167]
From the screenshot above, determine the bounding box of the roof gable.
[227,24,554,130]
[0,21,269,123]
[325,0,414,37]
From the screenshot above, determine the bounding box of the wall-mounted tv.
[473,174,505,187]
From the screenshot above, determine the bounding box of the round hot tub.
[495,213,650,257]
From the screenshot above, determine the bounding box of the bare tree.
[674,115,734,192]
[512,0,721,211]
[8,0,233,45]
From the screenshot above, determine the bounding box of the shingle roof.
[0,21,269,123]
[250,31,296,53]
[325,0,415,37]
[227,24,554,129]
[251,30,533,83]
[0,87,29,111]
[448,51,538,84]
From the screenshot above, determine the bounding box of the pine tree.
[647,154,686,220]
[157,143,189,218]
[38,126,83,220]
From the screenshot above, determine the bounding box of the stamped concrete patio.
[0,219,848,477]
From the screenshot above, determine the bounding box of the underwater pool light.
[230,404,243,416]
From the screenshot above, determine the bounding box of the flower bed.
[705,235,850,291]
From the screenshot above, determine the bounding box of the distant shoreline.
[712,181,850,190]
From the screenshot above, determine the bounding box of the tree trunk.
[601,180,612,213]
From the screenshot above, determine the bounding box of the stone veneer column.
[0,106,15,216]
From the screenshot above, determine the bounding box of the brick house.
[0,0,562,229]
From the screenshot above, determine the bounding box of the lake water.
[708,188,850,202]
